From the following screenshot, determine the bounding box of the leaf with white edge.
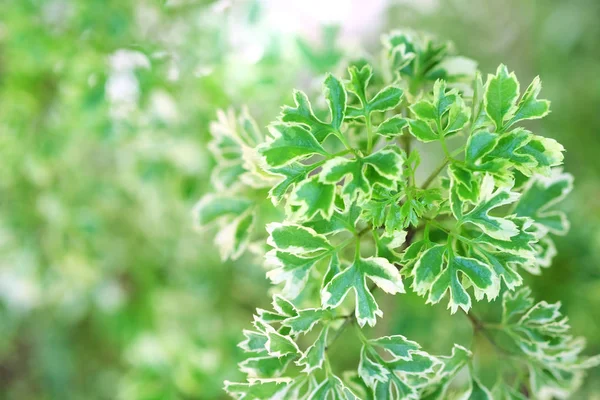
[408,119,438,142]
[324,74,347,130]
[449,175,464,219]
[322,256,405,327]
[268,163,313,205]
[282,308,330,334]
[410,100,436,121]
[267,223,332,254]
[239,354,296,378]
[497,288,600,399]
[214,209,256,261]
[375,230,407,263]
[473,248,524,291]
[445,96,470,135]
[259,124,327,168]
[288,175,336,221]
[459,175,520,240]
[266,251,324,298]
[506,76,551,129]
[264,326,300,357]
[194,195,253,226]
[346,64,372,104]
[224,378,292,400]
[320,148,403,203]
[484,128,564,177]
[297,327,329,373]
[412,244,446,296]
[472,216,538,257]
[413,245,499,313]
[465,377,493,400]
[387,351,438,374]
[373,373,418,400]
[465,131,498,166]
[419,345,472,400]
[320,157,370,202]
[514,170,573,235]
[309,375,360,399]
[280,91,333,142]
[491,382,528,400]
[239,330,268,353]
[432,80,458,121]
[484,64,520,131]
[376,116,408,137]
[367,86,403,113]
[364,147,405,180]
[346,65,403,120]
[449,163,480,203]
[358,347,390,389]
[369,335,420,360]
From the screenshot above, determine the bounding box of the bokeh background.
[0,0,599,399]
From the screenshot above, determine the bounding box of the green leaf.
[386,351,438,374]
[194,195,253,226]
[466,377,493,400]
[320,148,403,203]
[410,100,437,120]
[369,335,421,360]
[320,157,371,202]
[268,163,313,205]
[239,330,268,353]
[264,325,300,357]
[408,119,438,142]
[324,74,347,130]
[445,96,470,134]
[239,354,295,378]
[484,128,564,176]
[288,175,336,220]
[484,64,520,131]
[376,116,408,137]
[224,378,291,399]
[358,347,389,389]
[297,327,329,373]
[448,164,480,203]
[473,248,524,291]
[214,209,256,261]
[459,175,521,240]
[266,251,324,298]
[310,375,359,399]
[347,64,372,104]
[412,245,499,313]
[465,130,498,165]
[282,308,329,334]
[346,65,403,121]
[321,256,404,326]
[419,345,471,400]
[367,86,403,113]
[259,124,327,168]
[281,90,335,142]
[514,170,573,235]
[267,223,333,254]
[506,76,551,129]
[498,288,599,399]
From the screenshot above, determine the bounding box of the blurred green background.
[0,0,598,399]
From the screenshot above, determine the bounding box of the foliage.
[197,31,599,399]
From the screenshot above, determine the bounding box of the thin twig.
[463,310,514,357]
[421,158,450,189]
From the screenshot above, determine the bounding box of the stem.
[421,158,450,189]
[365,113,374,154]
[463,311,515,357]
